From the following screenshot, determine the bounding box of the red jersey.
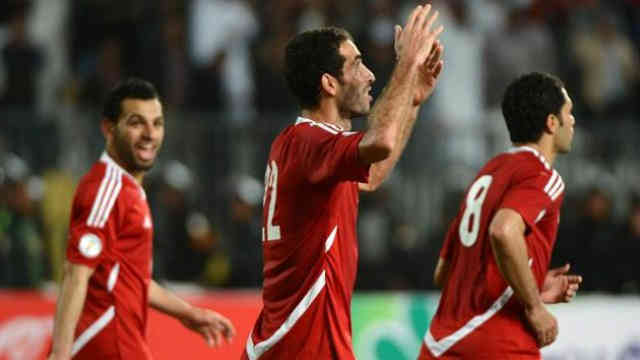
[419,146,565,359]
[243,117,370,360]
[65,152,154,360]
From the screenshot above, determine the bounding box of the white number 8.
[459,175,492,247]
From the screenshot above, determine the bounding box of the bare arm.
[489,208,558,347]
[49,261,94,360]
[358,4,443,165]
[433,256,450,288]
[149,280,235,347]
[360,25,444,191]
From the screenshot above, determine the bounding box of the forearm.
[148,280,193,320]
[490,232,542,309]
[366,105,419,189]
[50,264,91,358]
[359,60,417,163]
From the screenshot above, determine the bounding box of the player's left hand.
[180,307,236,347]
[394,25,444,106]
[541,263,582,304]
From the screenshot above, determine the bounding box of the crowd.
[0,0,638,292]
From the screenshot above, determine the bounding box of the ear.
[320,73,339,97]
[545,114,558,135]
[101,118,115,140]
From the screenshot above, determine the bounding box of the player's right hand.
[524,303,558,348]
[394,4,444,68]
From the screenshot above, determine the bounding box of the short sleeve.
[297,127,370,184]
[439,220,457,260]
[66,179,119,268]
[499,169,557,226]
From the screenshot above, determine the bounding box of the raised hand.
[412,40,443,105]
[180,307,236,347]
[541,263,582,304]
[394,4,444,69]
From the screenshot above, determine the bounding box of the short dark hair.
[102,78,159,122]
[501,72,565,144]
[284,27,353,109]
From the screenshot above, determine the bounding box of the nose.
[365,65,375,84]
[141,123,154,140]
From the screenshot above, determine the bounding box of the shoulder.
[291,117,348,141]
[74,161,127,207]
[503,148,564,199]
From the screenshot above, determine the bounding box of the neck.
[301,104,352,131]
[516,140,557,167]
[106,147,145,184]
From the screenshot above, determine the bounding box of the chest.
[112,186,153,262]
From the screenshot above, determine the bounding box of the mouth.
[134,143,157,162]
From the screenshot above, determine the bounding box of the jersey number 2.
[459,175,492,247]
[262,160,281,241]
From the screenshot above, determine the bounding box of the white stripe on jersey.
[425,286,514,357]
[550,180,565,201]
[246,270,327,360]
[424,259,534,357]
[543,170,559,194]
[107,262,120,292]
[87,165,114,226]
[71,305,115,356]
[547,176,563,198]
[96,169,122,227]
[325,226,338,252]
[314,122,338,135]
[508,146,551,170]
[88,164,122,228]
[294,116,342,135]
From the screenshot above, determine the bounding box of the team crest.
[78,233,102,258]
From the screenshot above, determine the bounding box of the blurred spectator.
[357,186,397,289]
[555,187,617,292]
[0,153,46,287]
[571,6,640,120]
[614,196,640,293]
[150,160,223,283]
[161,12,190,108]
[0,1,44,108]
[225,175,262,287]
[77,37,123,108]
[428,0,489,168]
[189,0,258,122]
[484,5,556,108]
[361,0,396,100]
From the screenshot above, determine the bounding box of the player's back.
[420,146,565,359]
[244,117,370,360]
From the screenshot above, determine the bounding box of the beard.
[338,82,371,118]
[112,130,156,172]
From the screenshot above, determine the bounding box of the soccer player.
[48,78,235,360]
[243,4,444,360]
[418,72,583,359]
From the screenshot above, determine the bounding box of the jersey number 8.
[459,175,493,247]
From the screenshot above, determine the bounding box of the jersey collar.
[295,116,344,132]
[508,146,551,170]
[100,151,138,182]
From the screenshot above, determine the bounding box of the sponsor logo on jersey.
[78,233,102,258]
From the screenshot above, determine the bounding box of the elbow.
[489,221,511,251]
[369,135,394,162]
[360,131,394,164]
